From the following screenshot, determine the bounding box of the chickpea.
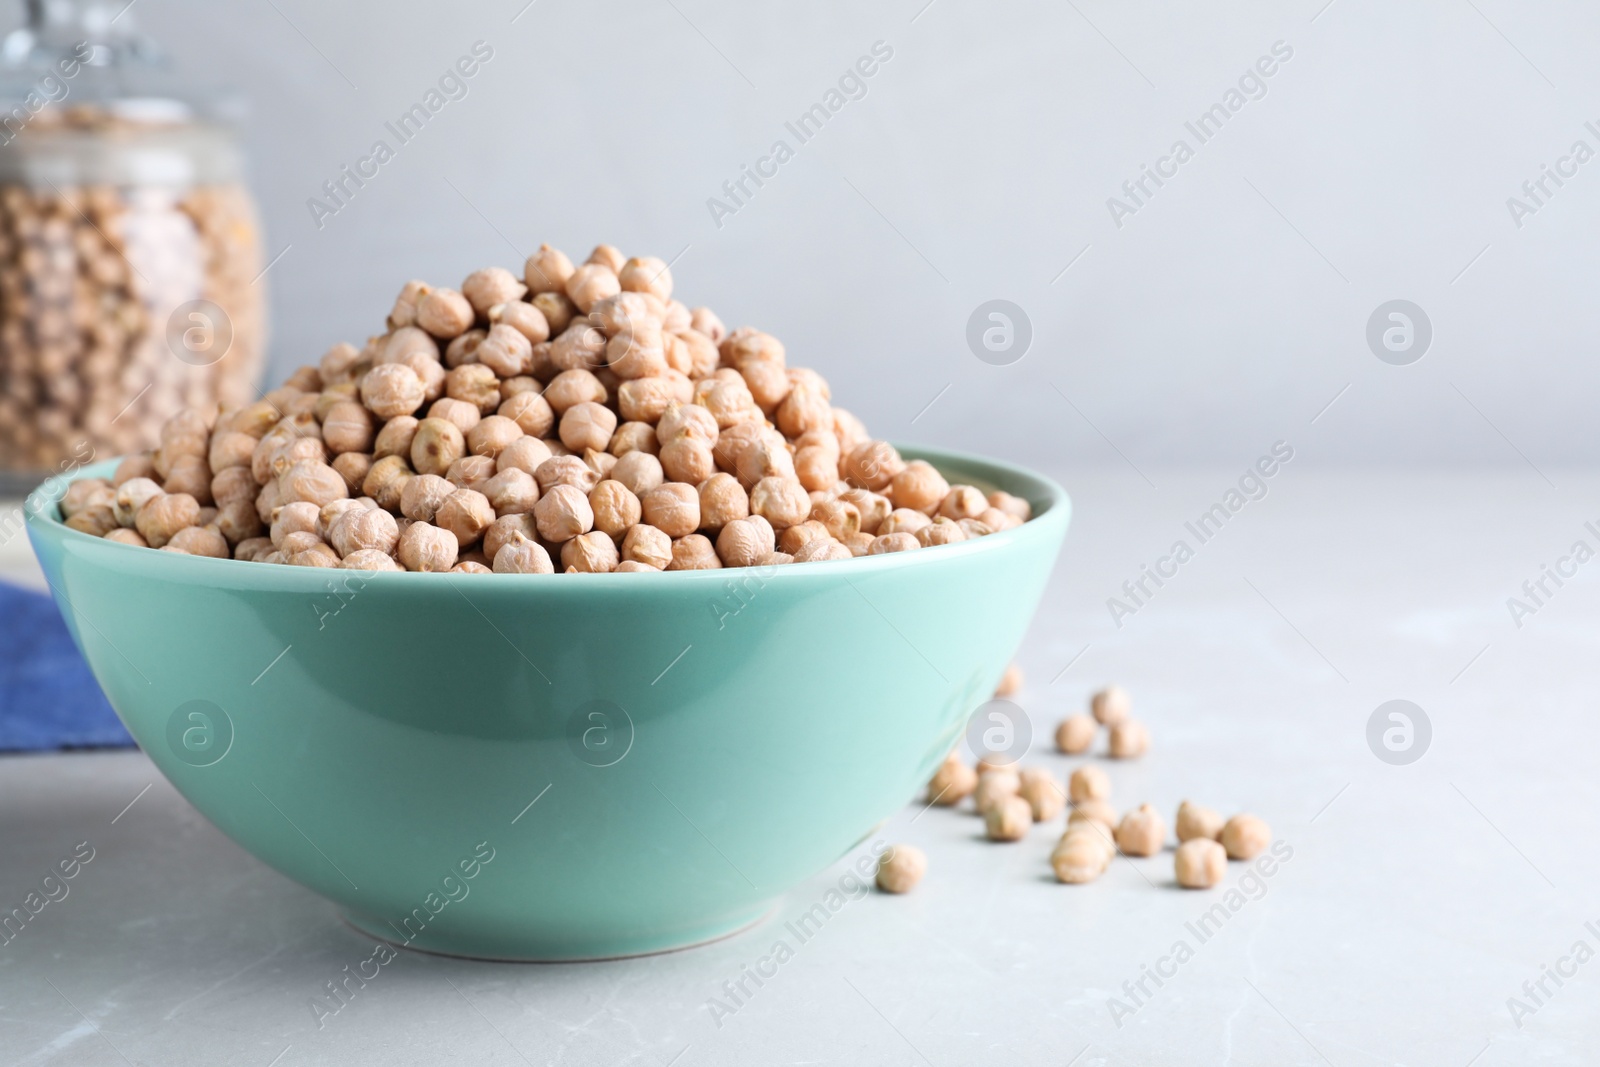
[608,421,657,459]
[608,450,663,497]
[868,532,919,554]
[525,244,575,294]
[1069,798,1119,831]
[749,476,810,530]
[908,747,969,801]
[481,468,540,516]
[535,455,599,494]
[396,520,458,572]
[493,532,555,574]
[640,482,700,539]
[490,301,551,348]
[385,325,441,365]
[589,479,642,537]
[94,525,147,549]
[719,328,784,370]
[874,845,927,894]
[792,536,850,563]
[135,493,199,548]
[606,331,668,380]
[331,507,399,557]
[499,390,554,438]
[1069,765,1110,804]
[1175,801,1224,844]
[463,414,521,460]
[1019,767,1066,822]
[700,390,763,440]
[586,244,626,271]
[434,489,495,547]
[560,530,620,573]
[1055,715,1096,755]
[985,794,1032,842]
[416,287,475,338]
[1052,827,1114,884]
[617,377,676,424]
[842,440,904,491]
[374,416,420,459]
[808,498,860,542]
[361,363,427,419]
[475,323,534,378]
[362,455,413,512]
[447,455,498,492]
[564,263,620,313]
[113,476,164,527]
[978,507,1018,532]
[560,401,618,454]
[388,279,428,328]
[66,506,118,537]
[712,517,767,568]
[1175,839,1228,889]
[878,508,931,537]
[1221,814,1270,860]
[210,466,255,507]
[497,435,555,477]
[688,305,725,341]
[615,255,671,301]
[543,368,607,415]
[742,360,790,413]
[938,485,988,521]
[166,524,229,559]
[916,518,967,547]
[278,461,349,508]
[886,460,947,514]
[668,534,722,570]
[342,549,403,571]
[610,523,668,569]
[482,513,538,561]
[778,520,829,555]
[837,488,891,534]
[1091,684,1131,725]
[974,768,1021,815]
[313,400,371,456]
[534,483,593,542]
[444,329,485,369]
[689,472,746,533]
[410,417,466,477]
[216,500,265,544]
[957,517,994,539]
[1108,719,1149,759]
[532,292,577,337]
[228,535,269,560]
[271,502,321,546]
[734,437,795,490]
[208,430,257,472]
[446,364,502,414]
[462,266,526,316]
[1113,804,1167,857]
[288,547,341,568]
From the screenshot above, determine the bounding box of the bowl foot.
[340,904,775,963]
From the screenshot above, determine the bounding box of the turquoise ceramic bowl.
[27,446,1068,960]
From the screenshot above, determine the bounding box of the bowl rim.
[25,443,1070,588]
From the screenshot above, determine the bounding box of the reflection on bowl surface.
[26,446,1069,959]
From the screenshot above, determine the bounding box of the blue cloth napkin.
[0,579,133,751]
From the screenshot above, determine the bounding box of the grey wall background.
[66,0,1600,470]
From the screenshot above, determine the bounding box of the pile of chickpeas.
[52,243,1033,572]
[875,678,1271,894]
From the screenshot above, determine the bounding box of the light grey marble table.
[2,467,1596,1066]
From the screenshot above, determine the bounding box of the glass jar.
[0,0,264,491]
